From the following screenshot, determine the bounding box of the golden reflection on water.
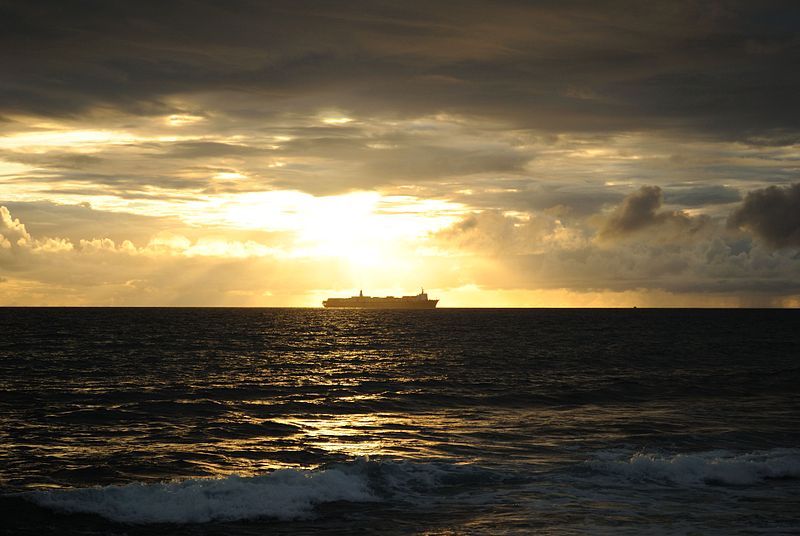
[277,415,386,457]
[269,411,484,463]
[13,402,680,486]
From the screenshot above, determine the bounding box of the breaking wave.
[587,448,800,486]
[26,458,496,524]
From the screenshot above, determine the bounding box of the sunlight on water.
[1,308,799,534]
[279,416,386,457]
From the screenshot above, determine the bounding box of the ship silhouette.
[323,288,438,309]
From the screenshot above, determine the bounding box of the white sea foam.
[588,448,800,486]
[28,459,491,524]
[30,466,377,523]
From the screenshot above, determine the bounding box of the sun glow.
[213,171,246,181]
[189,191,463,270]
[321,117,353,125]
[165,113,205,126]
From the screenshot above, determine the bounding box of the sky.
[1,0,799,307]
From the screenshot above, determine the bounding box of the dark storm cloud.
[599,186,709,239]
[601,186,667,236]
[728,183,800,248]
[2,1,799,140]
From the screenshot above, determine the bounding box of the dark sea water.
[1,308,799,535]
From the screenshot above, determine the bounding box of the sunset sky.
[1,1,799,306]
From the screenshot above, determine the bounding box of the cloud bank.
[3,180,798,306]
[1,1,799,305]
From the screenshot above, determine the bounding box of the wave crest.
[588,448,800,486]
[29,465,376,523]
[27,458,494,524]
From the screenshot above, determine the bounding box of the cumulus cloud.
[598,186,709,240]
[0,206,318,305]
[727,183,800,249]
[0,205,32,246]
[426,183,800,304]
[2,198,799,306]
[0,206,288,261]
[0,202,163,247]
[429,206,800,304]
[434,210,586,256]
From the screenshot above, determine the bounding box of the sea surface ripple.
[1,308,798,534]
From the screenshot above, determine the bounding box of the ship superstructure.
[323,289,438,309]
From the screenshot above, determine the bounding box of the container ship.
[323,289,438,309]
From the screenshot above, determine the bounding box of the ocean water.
[1,307,798,535]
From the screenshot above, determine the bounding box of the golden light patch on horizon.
[214,171,247,181]
[0,128,196,152]
[0,129,127,150]
[2,115,74,132]
[438,285,748,308]
[165,113,205,126]
[320,116,353,125]
[572,148,611,158]
[0,160,37,176]
[780,296,800,307]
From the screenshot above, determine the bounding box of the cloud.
[1,151,103,170]
[0,201,192,246]
[0,205,309,305]
[727,183,800,248]
[0,205,31,246]
[2,0,799,305]
[448,182,624,218]
[428,179,800,302]
[433,210,585,256]
[598,186,709,240]
[430,202,800,302]
[663,185,741,207]
[2,197,799,306]
[360,144,530,182]
[1,2,799,141]
[160,141,263,159]
[0,205,291,261]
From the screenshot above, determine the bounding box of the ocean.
[1,308,798,535]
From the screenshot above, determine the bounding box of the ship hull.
[323,298,438,309]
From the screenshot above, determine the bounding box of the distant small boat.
[323,289,438,309]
